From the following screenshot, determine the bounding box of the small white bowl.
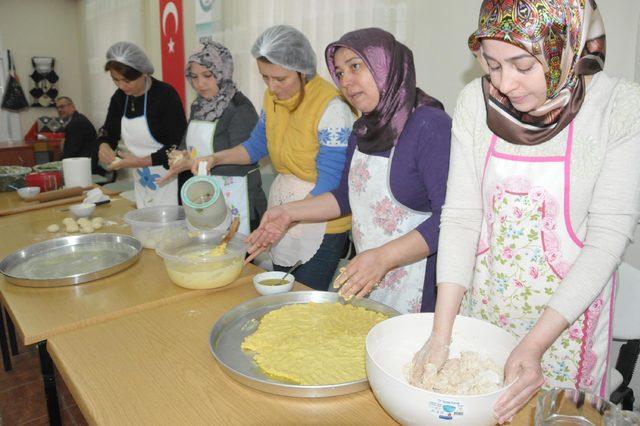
[69,203,96,218]
[17,186,40,199]
[253,271,295,296]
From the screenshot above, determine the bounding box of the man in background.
[56,96,101,174]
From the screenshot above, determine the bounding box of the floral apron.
[121,90,177,208]
[348,147,432,314]
[462,123,615,395]
[186,120,252,235]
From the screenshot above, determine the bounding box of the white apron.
[122,90,178,208]
[462,123,615,396]
[348,147,432,314]
[185,120,251,235]
[267,173,327,267]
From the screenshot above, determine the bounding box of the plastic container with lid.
[155,227,247,289]
[123,205,186,249]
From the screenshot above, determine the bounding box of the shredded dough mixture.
[408,351,504,395]
[241,302,388,385]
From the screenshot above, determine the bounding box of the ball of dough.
[47,224,60,233]
[62,217,75,225]
[80,225,94,233]
[77,218,91,226]
[92,221,103,230]
[92,216,104,223]
[66,223,79,233]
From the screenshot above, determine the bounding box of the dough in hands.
[47,224,60,233]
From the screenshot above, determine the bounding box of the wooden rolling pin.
[0,195,86,216]
[25,184,121,203]
[25,186,89,203]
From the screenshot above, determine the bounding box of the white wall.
[0,0,84,135]
[409,0,640,113]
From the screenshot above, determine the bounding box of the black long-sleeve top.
[97,77,187,167]
[62,111,99,173]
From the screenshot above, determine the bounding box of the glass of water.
[534,387,631,425]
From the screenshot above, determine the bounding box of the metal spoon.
[278,260,302,285]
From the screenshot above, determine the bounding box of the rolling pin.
[0,195,87,216]
[25,186,90,203]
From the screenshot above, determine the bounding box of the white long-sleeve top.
[437,72,640,323]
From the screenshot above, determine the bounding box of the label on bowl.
[428,399,464,421]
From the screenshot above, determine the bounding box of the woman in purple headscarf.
[245,28,451,314]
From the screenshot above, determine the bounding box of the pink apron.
[461,123,615,395]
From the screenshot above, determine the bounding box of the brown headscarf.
[469,0,606,145]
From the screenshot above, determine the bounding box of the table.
[46,283,397,425]
[47,281,538,425]
[0,193,260,424]
[0,139,62,167]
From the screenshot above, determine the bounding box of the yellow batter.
[164,242,242,289]
[241,302,388,385]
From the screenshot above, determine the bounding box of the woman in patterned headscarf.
[159,38,267,230]
[411,0,640,423]
[244,28,452,315]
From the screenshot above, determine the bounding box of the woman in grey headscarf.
[159,39,266,230]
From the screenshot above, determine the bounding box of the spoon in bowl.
[277,260,302,286]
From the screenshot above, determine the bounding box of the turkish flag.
[159,0,186,107]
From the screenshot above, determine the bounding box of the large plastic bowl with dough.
[365,313,517,426]
[155,227,246,289]
[123,205,185,249]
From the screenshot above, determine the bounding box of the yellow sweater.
[263,76,351,234]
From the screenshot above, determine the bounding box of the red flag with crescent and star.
[159,0,186,106]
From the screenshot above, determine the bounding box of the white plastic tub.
[123,205,185,249]
[366,313,517,425]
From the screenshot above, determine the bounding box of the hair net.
[250,25,316,78]
[106,41,154,74]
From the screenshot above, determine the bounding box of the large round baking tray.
[209,291,399,398]
[0,233,142,287]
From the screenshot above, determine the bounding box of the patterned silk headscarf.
[469,0,606,146]
[186,38,238,122]
[326,28,444,154]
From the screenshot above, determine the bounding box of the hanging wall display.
[29,56,59,107]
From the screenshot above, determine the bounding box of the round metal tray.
[0,233,142,287]
[209,291,399,398]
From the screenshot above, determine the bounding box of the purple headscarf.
[325,28,443,154]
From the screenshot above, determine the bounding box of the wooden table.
[0,139,62,167]
[0,193,260,424]
[46,281,538,425]
[46,283,396,425]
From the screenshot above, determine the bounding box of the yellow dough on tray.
[241,302,388,385]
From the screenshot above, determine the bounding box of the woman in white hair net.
[97,41,187,208]
[189,25,355,291]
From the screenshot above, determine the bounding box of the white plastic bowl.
[366,313,517,426]
[253,271,295,296]
[69,203,96,218]
[123,205,185,249]
[17,186,40,199]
